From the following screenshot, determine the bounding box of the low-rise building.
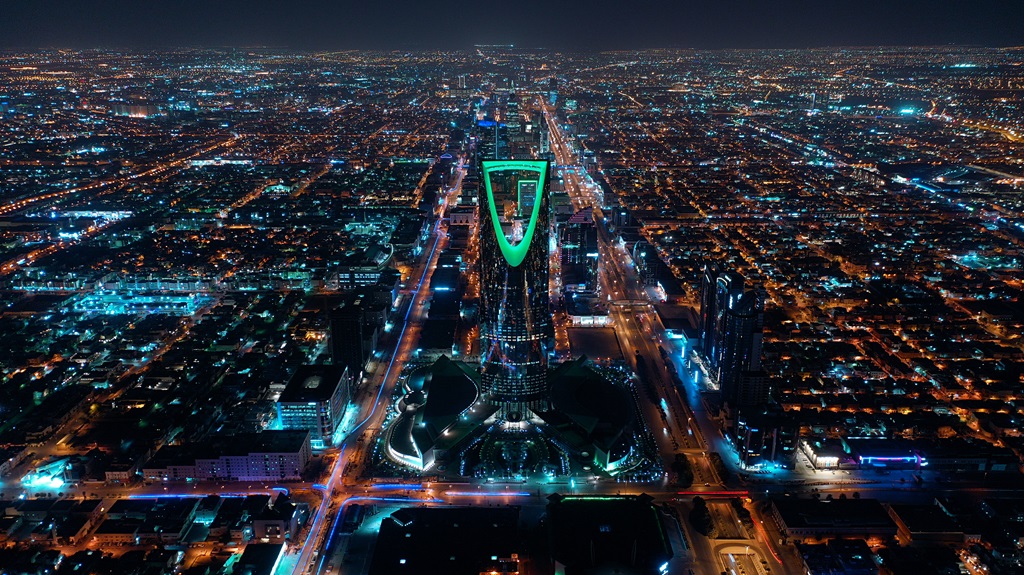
[769,498,897,542]
[797,539,879,575]
[142,431,311,482]
[887,504,965,546]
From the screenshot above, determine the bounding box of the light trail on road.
[752,517,784,564]
[294,166,461,575]
[348,211,445,433]
[443,491,531,497]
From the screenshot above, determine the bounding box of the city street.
[540,100,786,575]
[295,161,466,575]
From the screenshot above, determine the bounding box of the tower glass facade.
[560,208,600,292]
[701,270,768,409]
[699,262,720,360]
[478,160,552,418]
[716,286,765,402]
[699,266,769,409]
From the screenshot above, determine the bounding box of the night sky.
[3,0,1023,49]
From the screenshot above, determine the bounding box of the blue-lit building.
[700,267,770,410]
[277,365,352,450]
[734,408,799,469]
[698,263,720,359]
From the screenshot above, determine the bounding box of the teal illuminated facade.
[277,365,351,450]
[478,160,553,419]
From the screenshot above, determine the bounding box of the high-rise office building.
[700,267,769,409]
[716,276,766,408]
[698,263,720,361]
[734,369,771,409]
[712,271,747,365]
[560,208,599,292]
[505,93,521,135]
[330,288,387,378]
[277,365,352,450]
[478,160,553,419]
[538,121,551,157]
[474,98,505,160]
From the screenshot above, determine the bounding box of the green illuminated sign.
[482,160,548,267]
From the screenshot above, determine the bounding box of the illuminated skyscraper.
[698,262,720,360]
[699,266,771,412]
[505,92,521,135]
[478,160,552,419]
[560,208,599,292]
[707,272,767,409]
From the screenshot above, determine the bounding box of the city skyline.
[1,44,1023,575]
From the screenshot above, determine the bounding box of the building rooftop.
[545,358,634,454]
[387,356,482,469]
[546,494,671,575]
[279,365,349,403]
[888,504,963,535]
[368,506,520,575]
[772,498,897,533]
[236,543,286,575]
[145,430,310,467]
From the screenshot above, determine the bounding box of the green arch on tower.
[481,160,549,267]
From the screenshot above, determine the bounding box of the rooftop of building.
[236,543,286,575]
[388,356,484,469]
[543,358,634,453]
[368,506,520,575]
[797,539,877,575]
[771,498,897,532]
[279,364,349,403]
[546,494,671,575]
[888,504,962,534]
[145,430,310,467]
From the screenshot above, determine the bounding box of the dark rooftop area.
[546,494,671,575]
[368,506,521,575]
[279,364,349,403]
